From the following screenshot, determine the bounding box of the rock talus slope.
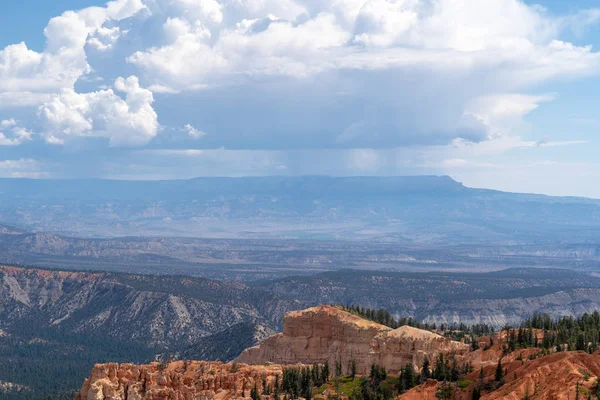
[234,305,469,374]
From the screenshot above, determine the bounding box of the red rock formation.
[75,361,284,400]
[76,305,600,400]
[234,305,469,374]
[482,351,600,400]
[400,350,600,400]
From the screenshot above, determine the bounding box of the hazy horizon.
[0,174,597,200]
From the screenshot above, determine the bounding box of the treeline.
[503,311,600,353]
[341,305,600,354]
[340,305,434,330]
[340,305,494,338]
[253,363,330,400]
[397,354,474,393]
[269,358,477,400]
[349,364,394,400]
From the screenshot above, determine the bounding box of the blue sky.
[0,0,600,197]
[0,1,104,50]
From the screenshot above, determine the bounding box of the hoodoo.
[75,361,283,400]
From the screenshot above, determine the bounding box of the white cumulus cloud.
[0,0,146,103]
[38,76,158,146]
[184,124,207,139]
[0,118,32,146]
[0,0,599,180]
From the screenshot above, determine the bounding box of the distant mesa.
[1,175,599,242]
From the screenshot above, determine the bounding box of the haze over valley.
[2,176,600,244]
[2,176,600,398]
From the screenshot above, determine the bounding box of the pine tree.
[274,375,281,399]
[335,359,342,377]
[435,381,453,400]
[398,370,406,393]
[322,362,330,383]
[471,385,481,400]
[471,337,479,351]
[495,359,503,382]
[421,357,431,382]
[401,363,416,390]
[251,383,260,400]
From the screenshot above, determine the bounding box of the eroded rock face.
[234,306,469,374]
[75,361,284,400]
[482,351,600,400]
[75,305,470,399]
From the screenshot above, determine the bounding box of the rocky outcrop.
[75,361,283,400]
[482,351,600,400]
[73,305,470,399]
[234,306,469,374]
[400,349,600,400]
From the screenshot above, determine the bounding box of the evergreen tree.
[471,337,479,351]
[435,382,453,400]
[350,359,357,380]
[262,375,268,395]
[274,375,281,399]
[471,385,481,400]
[335,359,342,377]
[421,357,431,382]
[401,363,416,391]
[251,383,260,400]
[322,362,330,383]
[495,359,504,382]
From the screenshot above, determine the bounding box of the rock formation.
[400,351,600,400]
[75,361,283,400]
[74,305,600,400]
[234,305,469,374]
[482,351,600,400]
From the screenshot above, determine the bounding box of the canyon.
[75,305,600,400]
[7,264,600,398]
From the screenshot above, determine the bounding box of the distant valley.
[1,176,600,244]
[2,226,600,281]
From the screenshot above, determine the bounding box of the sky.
[0,0,600,197]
